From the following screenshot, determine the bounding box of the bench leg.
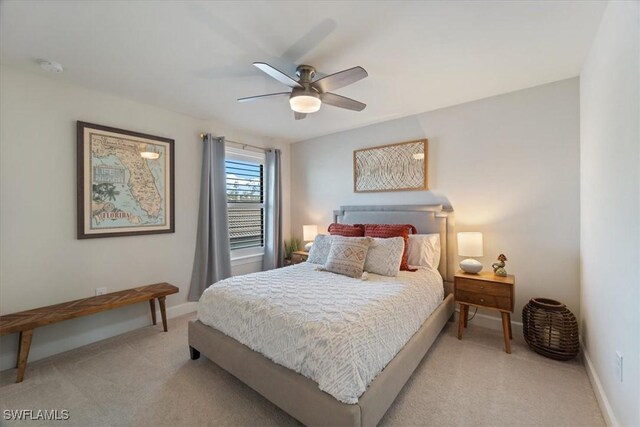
[189,346,200,360]
[16,329,33,383]
[149,299,157,325]
[16,332,22,368]
[158,296,168,332]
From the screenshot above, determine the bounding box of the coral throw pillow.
[328,223,365,237]
[364,224,417,271]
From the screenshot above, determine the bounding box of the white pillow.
[307,234,333,264]
[364,237,405,277]
[407,234,441,270]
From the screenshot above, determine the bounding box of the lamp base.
[460,258,483,274]
[304,242,313,251]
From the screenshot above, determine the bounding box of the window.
[225,147,265,258]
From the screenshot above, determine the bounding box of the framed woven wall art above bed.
[353,139,428,193]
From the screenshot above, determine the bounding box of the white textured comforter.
[197,262,444,404]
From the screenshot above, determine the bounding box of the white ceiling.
[0,1,605,143]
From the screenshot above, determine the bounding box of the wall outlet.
[615,351,623,382]
[95,287,107,296]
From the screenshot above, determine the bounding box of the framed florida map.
[77,121,175,239]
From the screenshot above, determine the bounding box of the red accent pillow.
[328,223,365,237]
[363,224,417,271]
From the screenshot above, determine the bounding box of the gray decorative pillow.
[364,237,404,276]
[321,236,372,278]
[307,234,333,264]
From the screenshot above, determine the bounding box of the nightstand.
[289,251,309,265]
[454,270,515,353]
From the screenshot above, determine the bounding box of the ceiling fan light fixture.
[289,94,321,114]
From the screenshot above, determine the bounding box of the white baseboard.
[158,301,197,319]
[455,307,524,336]
[582,345,619,427]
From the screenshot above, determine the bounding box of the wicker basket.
[522,298,579,360]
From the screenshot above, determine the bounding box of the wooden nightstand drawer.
[456,289,511,311]
[456,278,511,297]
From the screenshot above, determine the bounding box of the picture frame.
[77,121,175,239]
[353,139,428,192]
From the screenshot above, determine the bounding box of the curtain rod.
[199,133,266,152]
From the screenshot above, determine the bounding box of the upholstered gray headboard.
[333,204,456,283]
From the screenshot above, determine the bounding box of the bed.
[188,204,456,426]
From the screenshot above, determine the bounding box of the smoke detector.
[38,59,63,73]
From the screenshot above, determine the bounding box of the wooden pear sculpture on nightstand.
[492,254,508,277]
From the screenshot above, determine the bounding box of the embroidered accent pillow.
[321,236,372,278]
[407,233,441,270]
[364,237,405,276]
[307,234,333,264]
[328,223,365,237]
[364,224,417,271]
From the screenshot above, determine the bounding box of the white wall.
[0,65,290,370]
[291,78,581,329]
[580,1,639,425]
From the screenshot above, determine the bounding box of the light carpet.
[0,313,604,426]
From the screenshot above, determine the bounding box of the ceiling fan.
[238,62,368,120]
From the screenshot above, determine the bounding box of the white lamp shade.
[303,225,318,242]
[457,232,483,257]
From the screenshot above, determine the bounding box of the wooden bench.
[0,283,178,383]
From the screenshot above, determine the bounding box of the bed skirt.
[188,293,454,427]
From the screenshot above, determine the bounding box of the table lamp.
[303,225,318,251]
[457,232,483,274]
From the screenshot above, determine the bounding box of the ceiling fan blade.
[321,92,366,111]
[294,112,307,120]
[281,19,337,64]
[253,62,302,89]
[312,66,367,93]
[237,92,290,103]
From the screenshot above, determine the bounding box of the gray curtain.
[188,134,232,301]
[263,149,283,270]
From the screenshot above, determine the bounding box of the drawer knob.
[480,285,485,290]
[480,298,485,303]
